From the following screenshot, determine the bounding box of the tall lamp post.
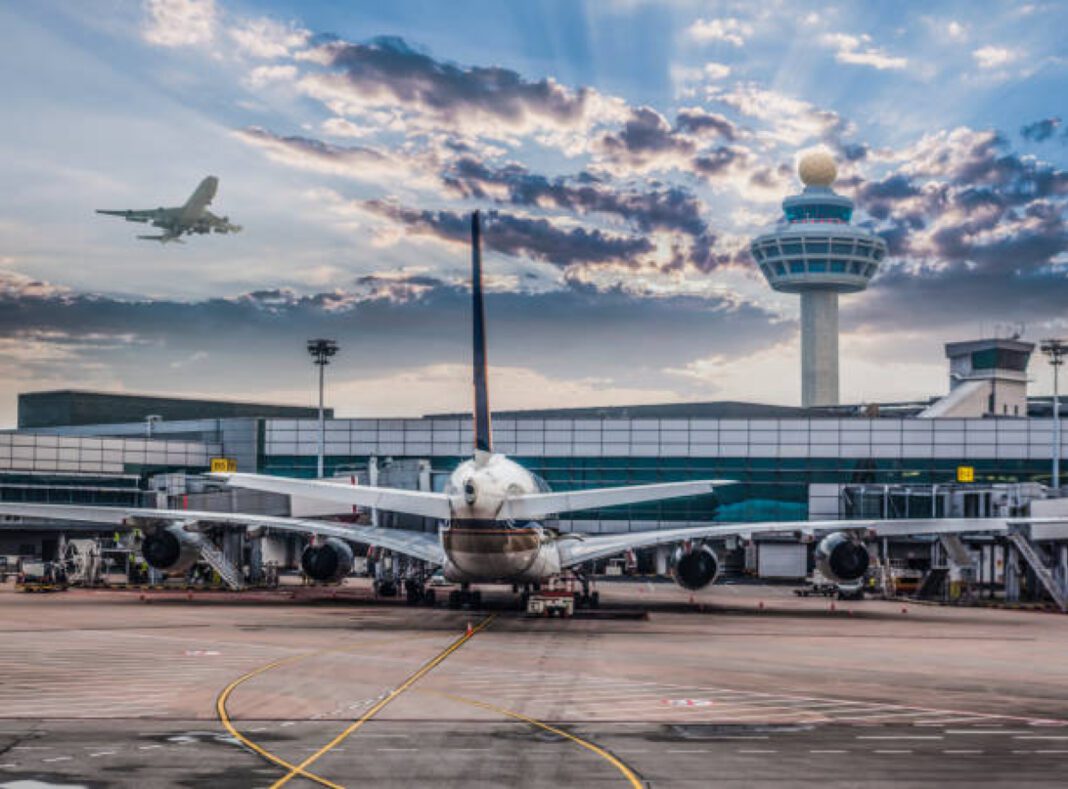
[1041,339,1066,493]
[307,338,339,479]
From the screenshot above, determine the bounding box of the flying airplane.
[96,175,241,243]
[0,212,1062,608]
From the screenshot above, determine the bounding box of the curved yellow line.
[436,691,645,789]
[270,615,496,789]
[216,653,342,789]
[216,632,445,788]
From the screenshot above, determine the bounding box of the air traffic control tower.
[750,152,887,406]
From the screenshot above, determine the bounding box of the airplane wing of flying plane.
[96,176,241,243]
[6,210,1066,603]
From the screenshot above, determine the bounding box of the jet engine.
[140,525,203,574]
[815,532,870,583]
[670,544,720,591]
[300,538,354,583]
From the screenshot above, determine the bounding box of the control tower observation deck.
[750,152,887,407]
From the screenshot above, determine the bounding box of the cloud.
[294,36,624,142]
[707,83,843,147]
[245,64,297,88]
[591,107,696,173]
[820,32,908,70]
[232,126,439,187]
[142,0,217,48]
[846,127,1068,332]
[228,17,309,59]
[321,117,372,138]
[701,62,731,80]
[1021,117,1063,143]
[973,45,1018,69]
[0,268,790,422]
[687,18,752,47]
[674,107,738,140]
[362,202,655,268]
[441,158,710,237]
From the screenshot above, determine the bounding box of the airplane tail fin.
[183,176,218,214]
[471,211,493,460]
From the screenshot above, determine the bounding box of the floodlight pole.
[307,339,339,479]
[1041,339,1066,493]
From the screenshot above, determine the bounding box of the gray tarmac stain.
[656,723,815,741]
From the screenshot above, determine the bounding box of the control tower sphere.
[750,153,888,407]
[798,150,837,187]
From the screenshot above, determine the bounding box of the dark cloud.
[674,108,738,141]
[593,107,695,171]
[363,202,654,267]
[693,146,743,178]
[1020,117,1062,143]
[843,130,1068,332]
[0,270,787,401]
[441,157,709,237]
[311,36,597,133]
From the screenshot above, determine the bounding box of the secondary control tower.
[750,152,887,407]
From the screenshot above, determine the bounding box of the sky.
[0,0,1066,425]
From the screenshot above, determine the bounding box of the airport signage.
[957,465,975,483]
[210,457,238,473]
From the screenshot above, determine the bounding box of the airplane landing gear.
[447,585,482,610]
[573,574,600,609]
[404,577,436,606]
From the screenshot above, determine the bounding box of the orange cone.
[466,621,473,636]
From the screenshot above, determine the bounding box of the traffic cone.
[466,621,473,636]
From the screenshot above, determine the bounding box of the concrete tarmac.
[1,579,1066,787]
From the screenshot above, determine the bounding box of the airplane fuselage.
[438,453,563,583]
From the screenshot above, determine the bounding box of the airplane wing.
[218,473,452,520]
[96,208,176,223]
[556,516,1068,568]
[0,502,444,564]
[498,480,734,520]
[218,473,726,521]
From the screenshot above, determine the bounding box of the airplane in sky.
[96,175,241,243]
[0,212,1062,608]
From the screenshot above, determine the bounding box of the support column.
[655,545,669,576]
[1005,543,1020,602]
[800,289,840,407]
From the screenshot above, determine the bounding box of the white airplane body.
[96,176,242,243]
[2,211,1063,606]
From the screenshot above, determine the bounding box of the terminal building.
[0,336,1066,601]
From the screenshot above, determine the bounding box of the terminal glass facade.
[259,417,1065,531]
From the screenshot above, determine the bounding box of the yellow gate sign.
[957,465,975,483]
[210,457,237,473]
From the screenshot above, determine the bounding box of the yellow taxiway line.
[269,615,497,789]
[216,632,447,788]
[436,691,645,789]
[216,652,342,789]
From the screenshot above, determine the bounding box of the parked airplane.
[96,175,241,243]
[0,212,1060,607]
